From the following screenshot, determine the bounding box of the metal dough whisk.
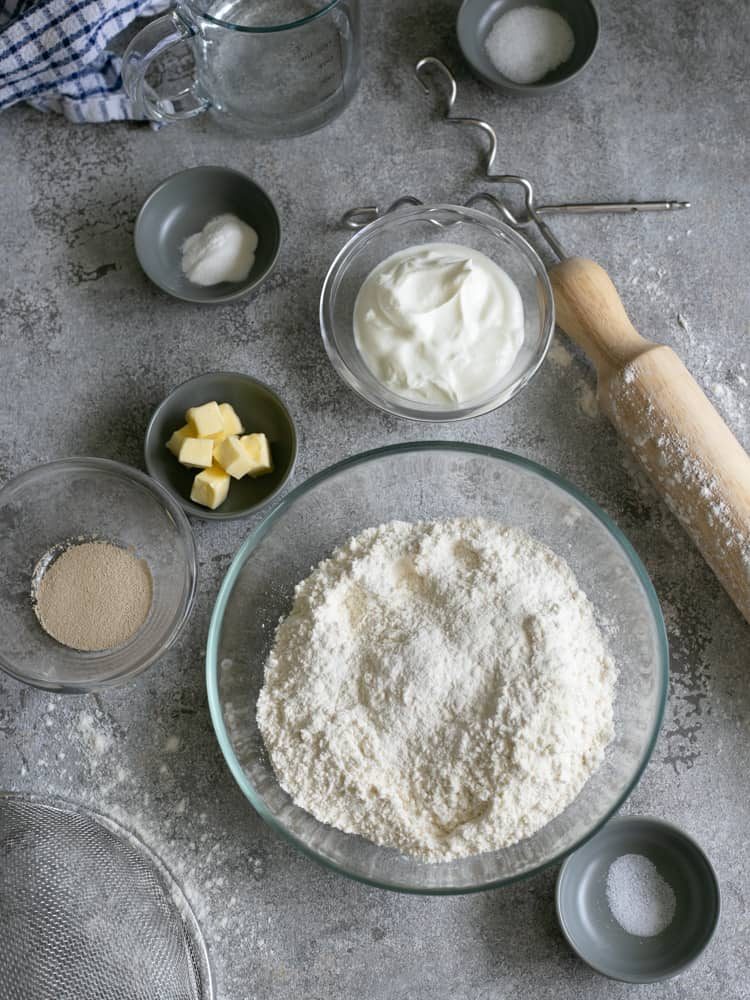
[0,794,213,1000]
[343,56,689,258]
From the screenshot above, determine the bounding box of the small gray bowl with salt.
[457,0,599,95]
[556,815,720,983]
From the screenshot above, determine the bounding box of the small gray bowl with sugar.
[134,166,281,304]
[556,815,720,983]
[457,0,599,95]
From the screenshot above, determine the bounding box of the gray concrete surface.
[0,0,748,997]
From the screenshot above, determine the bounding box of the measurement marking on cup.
[298,38,339,64]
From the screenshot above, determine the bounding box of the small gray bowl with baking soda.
[556,815,720,983]
[457,0,599,94]
[145,372,297,521]
[134,166,281,304]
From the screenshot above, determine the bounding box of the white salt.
[606,854,676,937]
[485,5,575,85]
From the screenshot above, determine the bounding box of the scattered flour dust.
[546,337,600,419]
[257,519,617,862]
[77,711,112,757]
[547,337,574,369]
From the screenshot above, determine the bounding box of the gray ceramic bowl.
[134,166,281,304]
[556,816,720,983]
[457,0,599,94]
[145,372,297,521]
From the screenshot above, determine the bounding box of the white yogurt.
[353,242,525,406]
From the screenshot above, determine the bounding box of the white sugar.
[485,6,575,85]
[606,854,676,937]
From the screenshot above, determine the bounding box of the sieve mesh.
[0,795,212,1000]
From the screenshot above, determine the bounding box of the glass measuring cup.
[122,0,361,137]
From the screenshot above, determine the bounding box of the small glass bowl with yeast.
[319,202,554,421]
[0,458,196,692]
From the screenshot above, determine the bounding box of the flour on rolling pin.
[549,256,750,625]
[606,354,750,614]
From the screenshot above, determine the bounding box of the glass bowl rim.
[0,456,198,692]
[318,203,556,423]
[206,441,669,895]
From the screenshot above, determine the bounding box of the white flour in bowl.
[257,519,616,862]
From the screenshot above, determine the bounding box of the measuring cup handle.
[122,11,209,124]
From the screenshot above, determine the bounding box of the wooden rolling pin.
[549,257,750,625]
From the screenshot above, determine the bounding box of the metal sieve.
[0,794,213,1000]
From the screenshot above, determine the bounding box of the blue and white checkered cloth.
[0,0,170,122]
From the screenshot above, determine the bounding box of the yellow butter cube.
[178,437,214,469]
[240,433,273,477]
[190,466,230,509]
[219,402,245,437]
[203,402,243,442]
[214,435,254,479]
[185,401,224,438]
[166,423,193,457]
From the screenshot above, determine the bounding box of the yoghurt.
[353,242,525,406]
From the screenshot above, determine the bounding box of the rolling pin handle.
[549,257,653,377]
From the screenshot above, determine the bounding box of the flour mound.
[256,519,617,862]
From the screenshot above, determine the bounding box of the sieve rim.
[0,791,214,1000]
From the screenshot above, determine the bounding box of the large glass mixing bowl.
[207,444,668,894]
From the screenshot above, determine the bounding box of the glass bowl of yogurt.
[319,203,554,420]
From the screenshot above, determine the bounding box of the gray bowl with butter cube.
[145,372,297,521]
